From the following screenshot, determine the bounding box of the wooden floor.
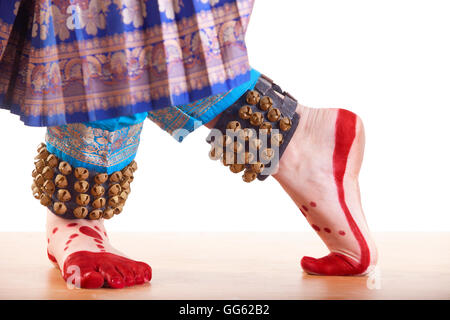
[0,232,448,300]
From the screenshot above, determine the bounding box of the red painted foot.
[63,251,152,289]
[301,252,367,276]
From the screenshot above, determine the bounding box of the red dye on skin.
[47,250,57,263]
[97,245,105,249]
[311,224,320,232]
[65,240,72,245]
[301,205,309,212]
[339,230,346,236]
[47,238,50,244]
[310,202,317,207]
[62,251,152,289]
[52,227,58,234]
[64,247,68,251]
[301,110,370,276]
[79,226,103,240]
[67,223,78,227]
[69,234,79,239]
[324,228,331,233]
[300,209,307,217]
[94,239,103,244]
[94,226,101,232]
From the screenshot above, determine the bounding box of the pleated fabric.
[0,0,254,127]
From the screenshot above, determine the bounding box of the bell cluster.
[208,90,293,183]
[31,143,137,220]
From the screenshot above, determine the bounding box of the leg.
[205,76,378,276]
[35,115,151,288]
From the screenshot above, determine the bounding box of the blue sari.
[0,0,254,127]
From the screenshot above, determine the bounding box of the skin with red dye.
[79,226,103,240]
[69,234,79,239]
[52,227,58,234]
[94,239,103,244]
[62,251,152,289]
[65,240,72,245]
[301,205,309,212]
[311,224,320,232]
[64,247,68,251]
[301,110,371,276]
[97,245,105,249]
[324,227,331,233]
[310,202,317,207]
[47,250,57,263]
[67,223,78,227]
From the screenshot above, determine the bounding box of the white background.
[1,0,449,232]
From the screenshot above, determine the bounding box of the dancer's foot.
[46,210,152,288]
[273,104,378,276]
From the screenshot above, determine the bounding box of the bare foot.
[273,105,378,276]
[46,211,152,288]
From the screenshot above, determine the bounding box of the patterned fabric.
[148,68,260,141]
[45,116,145,173]
[0,0,254,127]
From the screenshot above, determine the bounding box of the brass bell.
[230,164,245,173]
[233,141,243,153]
[89,209,102,220]
[242,169,257,183]
[32,169,38,178]
[259,96,273,111]
[53,202,67,215]
[43,180,55,194]
[113,205,124,215]
[108,184,122,196]
[76,193,90,206]
[129,161,138,172]
[279,117,292,131]
[261,148,275,162]
[120,179,131,190]
[74,180,89,193]
[94,173,108,184]
[54,174,68,188]
[42,166,54,180]
[246,90,260,105]
[238,151,255,164]
[37,143,46,152]
[46,154,59,168]
[109,171,123,183]
[209,147,223,161]
[57,189,71,202]
[238,128,254,141]
[122,167,133,178]
[226,121,241,132]
[267,107,281,122]
[119,191,128,202]
[73,207,88,219]
[250,112,263,126]
[249,138,263,150]
[35,174,45,187]
[58,161,72,175]
[40,194,52,206]
[91,184,105,197]
[260,122,272,135]
[92,197,106,209]
[32,187,41,200]
[103,208,115,219]
[74,167,89,180]
[35,159,45,172]
[251,162,264,174]
[271,133,283,147]
[36,148,49,160]
[108,196,120,208]
[238,105,253,120]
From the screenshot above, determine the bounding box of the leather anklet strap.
[31,143,137,220]
[206,75,300,182]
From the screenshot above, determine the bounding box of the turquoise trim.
[174,69,261,142]
[83,112,148,131]
[46,142,136,174]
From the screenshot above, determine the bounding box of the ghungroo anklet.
[206,75,300,182]
[31,143,137,220]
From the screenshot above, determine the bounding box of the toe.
[115,264,135,287]
[301,253,361,276]
[98,264,125,289]
[132,261,152,284]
